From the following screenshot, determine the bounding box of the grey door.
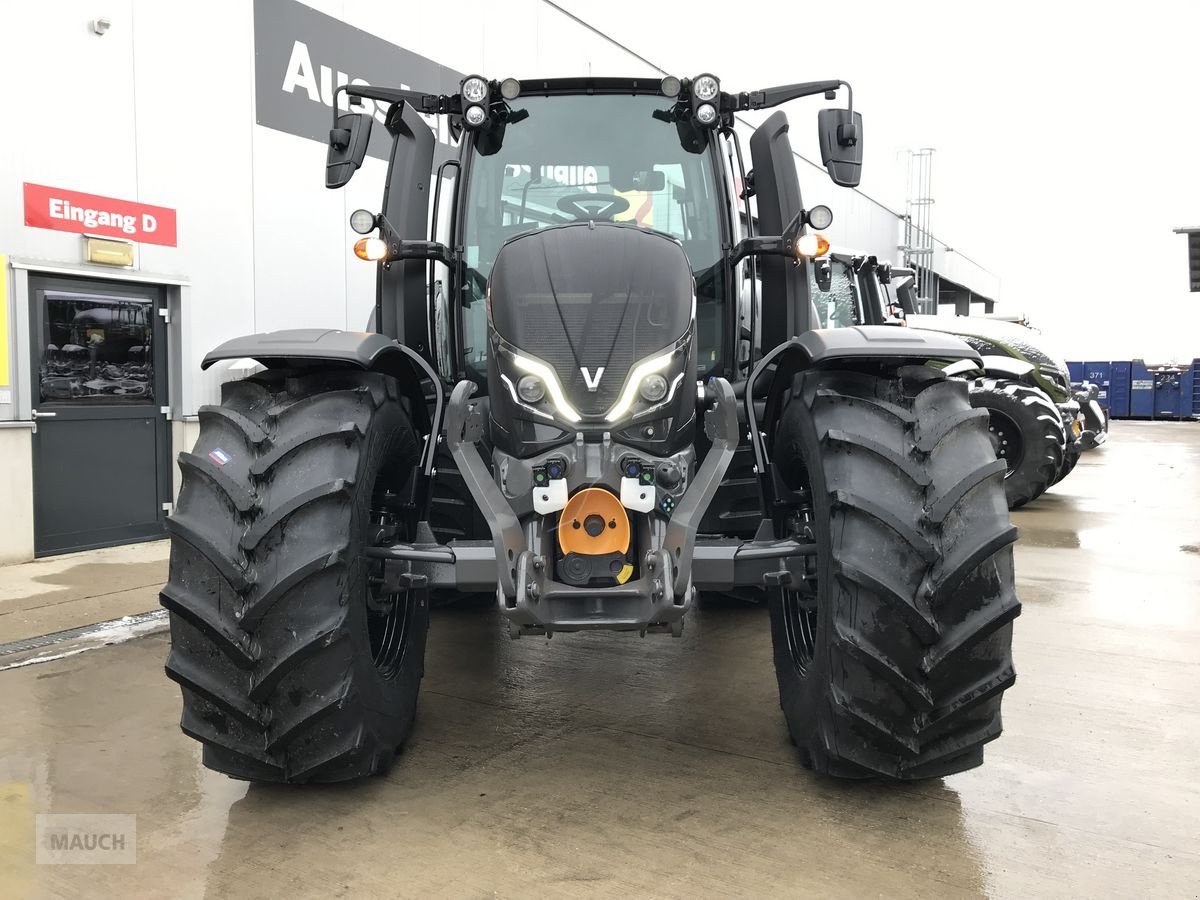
[29,274,171,556]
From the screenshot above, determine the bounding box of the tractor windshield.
[459,93,725,378]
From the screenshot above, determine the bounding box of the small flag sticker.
[208,448,232,466]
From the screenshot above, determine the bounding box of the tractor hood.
[488,222,694,417]
[908,314,1073,398]
[907,315,1056,367]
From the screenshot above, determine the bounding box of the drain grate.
[0,609,167,658]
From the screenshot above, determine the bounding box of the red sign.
[23,183,177,247]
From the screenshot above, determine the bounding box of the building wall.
[0,0,999,563]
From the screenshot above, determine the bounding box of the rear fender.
[201,328,443,471]
[747,325,981,515]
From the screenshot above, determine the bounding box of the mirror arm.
[730,235,786,266]
[332,84,454,128]
[734,79,846,111]
[730,211,805,265]
[371,212,455,266]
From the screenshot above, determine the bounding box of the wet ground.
[1,420,1198,898]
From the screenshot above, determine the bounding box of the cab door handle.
[31,409,57,418]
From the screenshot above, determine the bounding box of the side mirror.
[326,113,373,189]
[817,108,863,188]
[814,258,833,292]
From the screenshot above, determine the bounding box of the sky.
[556,0,1200,362]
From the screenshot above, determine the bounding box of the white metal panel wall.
[0,1,140,260]
[132,0,258,411]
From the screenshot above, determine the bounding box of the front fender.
[201,328,443,471]
[746,326,982,514]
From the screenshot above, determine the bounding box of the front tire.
[161,369,427,783]
[770,366,1020,780]
[969,377,1065,508]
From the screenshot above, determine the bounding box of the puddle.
[1016,529,1081,549]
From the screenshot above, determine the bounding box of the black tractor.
[161,73,1020,784]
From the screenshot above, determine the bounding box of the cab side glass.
[808,260,859,329]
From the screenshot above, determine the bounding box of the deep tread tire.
[161,369,427,783]
[770,366,1020,781]
[968,377,1065,509]
[1051,444,1080,486]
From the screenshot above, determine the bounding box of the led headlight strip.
[512,354,581,422]
[606,350,676,423]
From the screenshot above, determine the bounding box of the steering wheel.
[556,192,630,221]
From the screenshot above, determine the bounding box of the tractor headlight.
[607,350,676,423]
[512,354,580,422]
[461,76,489,104]
[639,373,669,403]
[692,74,719,101]
[464,105,487,128]
[695,103,717,126]
[517,374,545,403]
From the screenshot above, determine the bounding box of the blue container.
[1109,362,1132,418]
[1067,361,1085,382]
[1130,361,1155,417]
[1194,360,1200,417]
[1130,361,1195,418]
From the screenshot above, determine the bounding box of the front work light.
[660,75,681,98]
[795,233,831,259]
[349,209,376,234]
[461,75,489,104]
[695,103,717,126]
[353,237,388,261]
[806,205,834,230]
[464,105,487,127]
[692,73,719,101]
[500,77,521,100]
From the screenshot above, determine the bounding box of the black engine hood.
[488,222,694,416]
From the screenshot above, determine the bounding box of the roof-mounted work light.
[690,73,721,128]
[461,75,489,104]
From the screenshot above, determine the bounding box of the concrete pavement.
[1,420,1198,898]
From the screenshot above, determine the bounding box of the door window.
[38,291,155,404]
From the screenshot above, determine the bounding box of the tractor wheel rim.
[782,588,818,676]
[987,409,1025,476]
[366,485,413,680]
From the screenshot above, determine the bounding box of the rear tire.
[161,369,427,783]
[770,365,1020,780]
[969,377,1065,509]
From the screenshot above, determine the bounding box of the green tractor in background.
[886,276,1105,508]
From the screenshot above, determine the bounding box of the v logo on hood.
[580,367,605,391]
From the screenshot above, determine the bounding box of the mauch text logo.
[36,814,136,865]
